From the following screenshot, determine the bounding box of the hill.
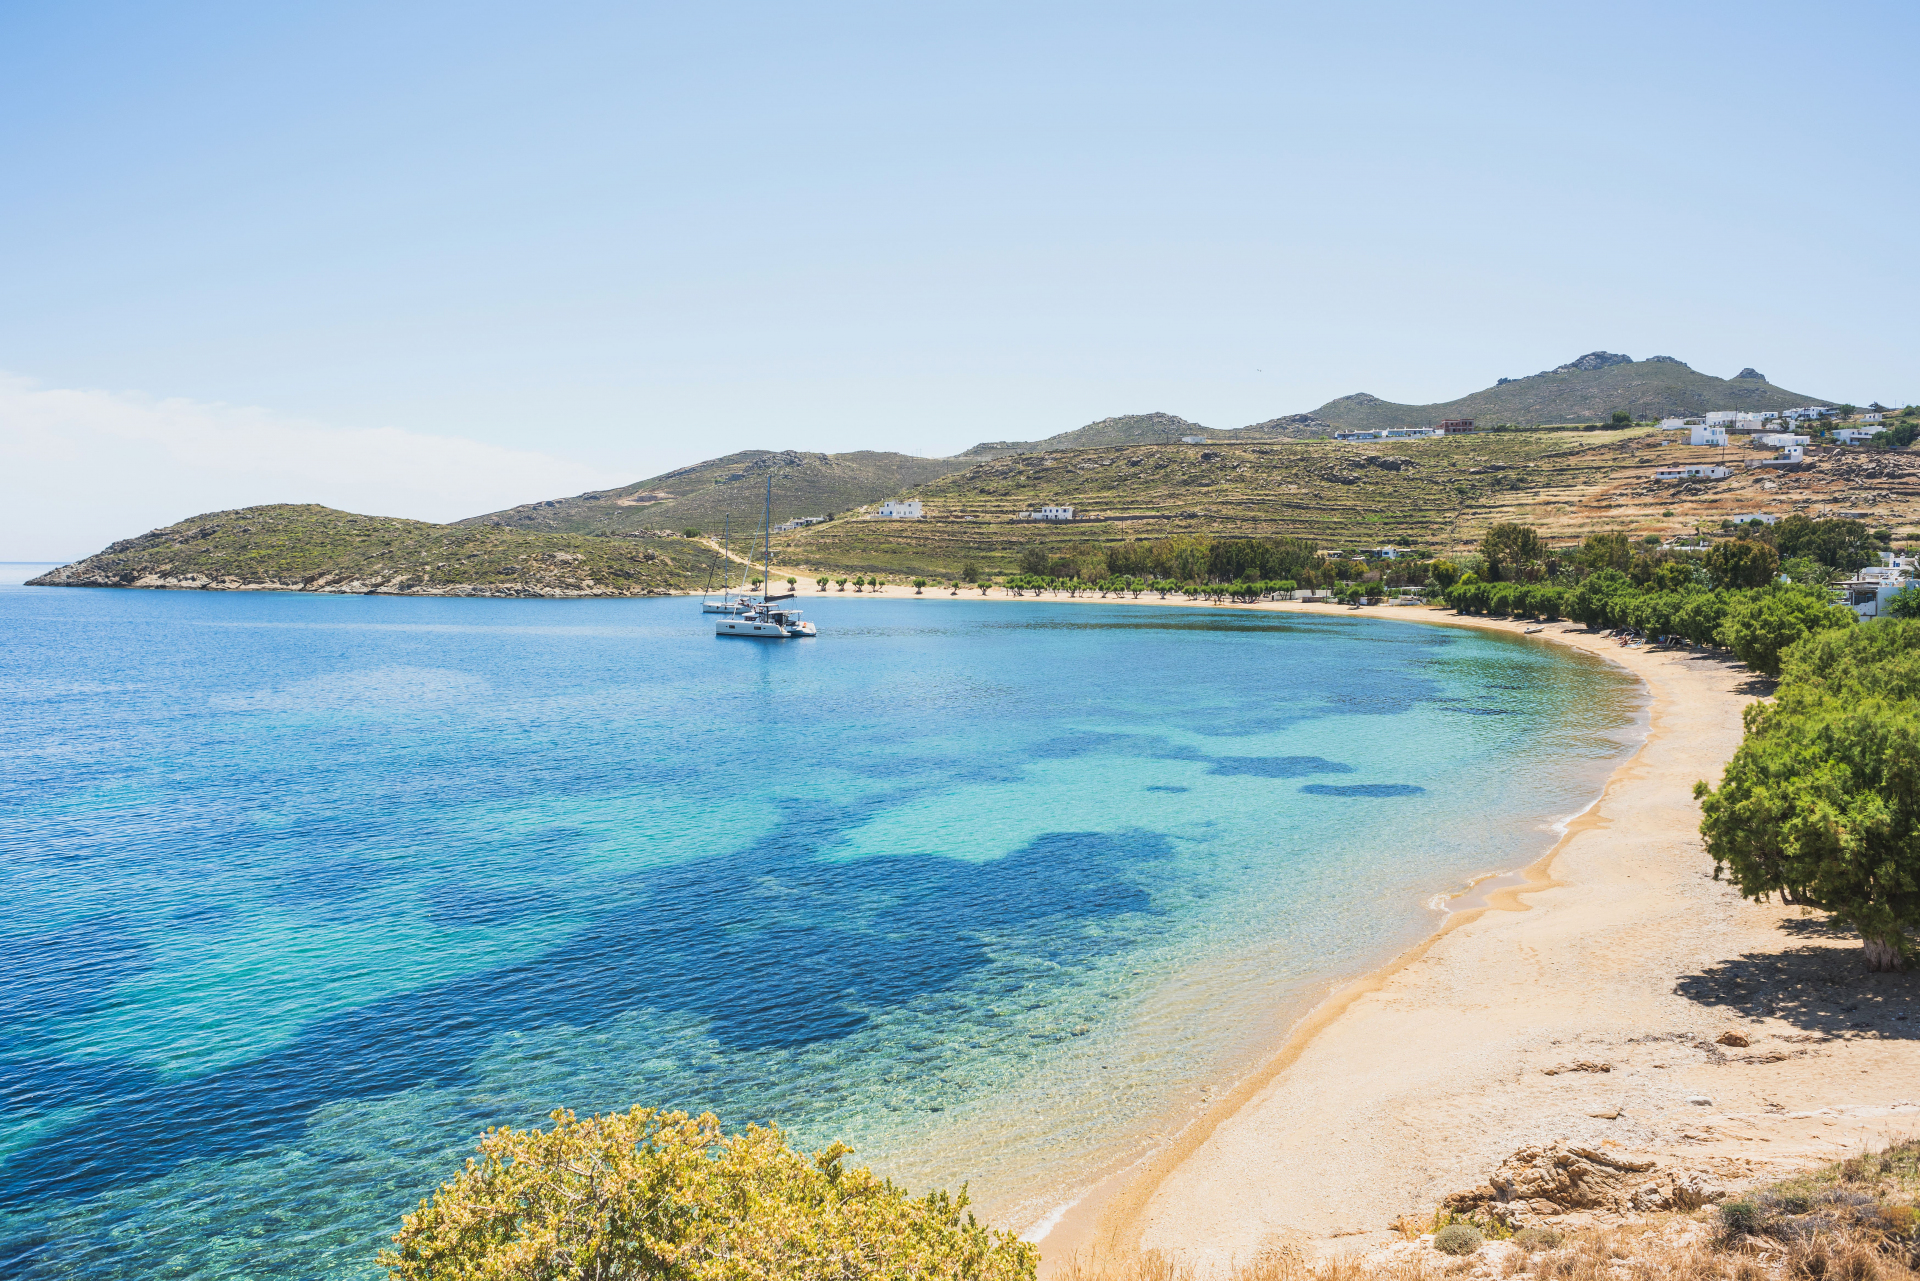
[1305,353,1829,432]
[30,504,693,597]
[960,410,1332,458]
[769,429,1920,579]
[458,449,971,536]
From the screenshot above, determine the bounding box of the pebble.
[1687,1096,1713,1106]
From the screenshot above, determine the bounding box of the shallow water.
[0,588,1643,1277]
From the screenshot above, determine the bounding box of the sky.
[3,0,1916,559]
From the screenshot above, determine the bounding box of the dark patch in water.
[1143,785,1189,793]
[1208,756,1353,779]
[1299,783,1427,798]
[1029,731,1201,761]
[0,827,1172,1210]
[1450,708,1515,716]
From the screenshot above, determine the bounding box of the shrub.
[1513,1226,1563,1251]
[380,1108,1038,1281]
[1432,1223,1484,1255]
[1717,583,1855,677]
[1719,1199,1761,1239]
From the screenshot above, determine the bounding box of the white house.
[1018,504,1074,522]
[1839,575,1913,620]
[1833,427,1886,445]
[1755,432,1810,447]
[1655,463,1731,481]
[1689,425,1729,447]
[1180,435,1206,444]
[1750,446,1806,469]
[876,499,923,519]
[1726,512,1780,526]
[1862,413,1885,423]
[1704,411,1739,425]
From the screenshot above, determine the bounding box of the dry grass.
[1056,1141,1920,1281]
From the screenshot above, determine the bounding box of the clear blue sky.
[2,0,1915,556]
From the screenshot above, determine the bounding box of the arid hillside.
[771,430,1920,578]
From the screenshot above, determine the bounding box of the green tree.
[1716,584,1855,677]
[816,577,829,591]
[683,528,702,538]
[835,578,848,591]
[912,578,928,594]
[1017,546,1050,576]
[1478,523,1544,582]
[1705,539,1780,590]
[1428,559,1462,591]
[1776,515,1873,574]
[1610,410,1632,425]
[1696,623,1920,971]
[380,1107,1038,1281]
[1577,532,1633,576]
[959,561,979,583]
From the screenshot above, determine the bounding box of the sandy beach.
[764,587,1920,1273]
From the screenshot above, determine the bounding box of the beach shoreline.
[784,590,1919,1275]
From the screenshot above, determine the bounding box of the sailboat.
[700,516,750,614]
[716,474,816,639]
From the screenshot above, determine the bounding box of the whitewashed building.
[1834,427,1887,445]
[1726,512,1781,526]
[1180,435,1206,444]
[1019,504,1075,522]
[1655,463,1731,481]
[876,500,923,519]
[1755,433,1811,448]
[1689,425,1729,447]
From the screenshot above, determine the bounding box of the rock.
[1734,367,1766,380]
[1687,1096,1713,1106]
[1644,355,1689,366]
[1543,1060,1613,1075]
[1715,1030,1750,1048]
[1443,1141,1660,1226]
[1547,352,1634,375]
[1586,1107,1621,1119]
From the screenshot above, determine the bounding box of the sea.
[0,574,1645,1279]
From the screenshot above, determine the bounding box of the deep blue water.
[0,585,1642,1278]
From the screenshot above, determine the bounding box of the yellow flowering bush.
[379,1107,1038,1281]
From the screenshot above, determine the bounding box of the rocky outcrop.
[1238,412,1335,437]
[1644,355,1689,366]
[1734,367,1766,380]
[1443,1141,1724,1227]
[1548,352,1635,375]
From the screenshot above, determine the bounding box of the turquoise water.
[0,585,1642,1278]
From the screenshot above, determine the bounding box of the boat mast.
[762,472,773,601]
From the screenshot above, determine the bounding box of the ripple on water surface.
[0,590,1644,1278]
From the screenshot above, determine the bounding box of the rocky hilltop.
[1307,354,1828,433]
[32,504,691,597]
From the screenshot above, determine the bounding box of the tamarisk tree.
[1696,622,1920,970]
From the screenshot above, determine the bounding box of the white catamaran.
[717,474,816,639]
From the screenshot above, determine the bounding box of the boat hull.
[716,618,814,638]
